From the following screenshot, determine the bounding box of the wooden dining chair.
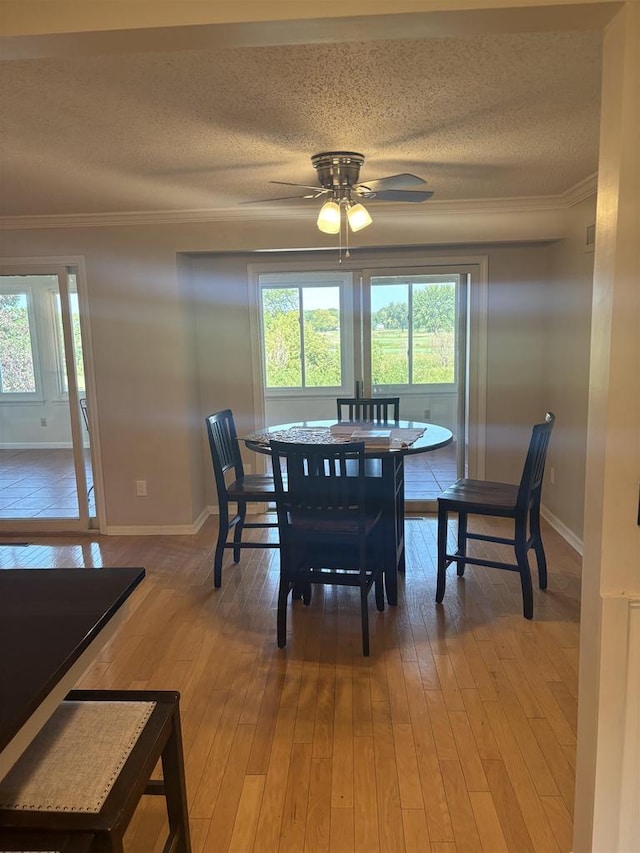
[0,689,190,852]
[336,396,400,424]
[205,409,279,588]
[270,439,386,656]
[436,412,555,618]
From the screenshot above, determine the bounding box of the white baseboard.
[104,507,210,536]
[0,441,74,450]
[541,505,583,555]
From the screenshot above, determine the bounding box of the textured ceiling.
[0,28,603,218]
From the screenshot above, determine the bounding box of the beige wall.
[545,196,597,542]
[0,209,594,538]
[191,239,592,533]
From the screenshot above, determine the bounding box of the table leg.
[367,456,405,606]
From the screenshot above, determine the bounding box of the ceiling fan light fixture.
[346,202,373,232]
[317,200,341,234]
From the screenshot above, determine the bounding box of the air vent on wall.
[586,223,596,252]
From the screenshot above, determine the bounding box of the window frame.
[257,271,355,398]
[365,271,461,394]
[0,283,44,400]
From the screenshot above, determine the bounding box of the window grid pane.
[412,282,457,384]
[371,278,457,387]
[302,286,342,388]
[371,283,409,385]
[262,284,344,390]
[0,292,37,393]
[262,287,302,388]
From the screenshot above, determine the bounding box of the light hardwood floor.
[1,514,581,852]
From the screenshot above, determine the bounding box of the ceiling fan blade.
[239,193,321,204]
[356,173,428,193]
[270,181,328,193]
[356,188,434,203]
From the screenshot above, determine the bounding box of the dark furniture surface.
[436,412,555,618]
[270,440,386,656]
[336,396,400,424]
[0,689,191,853]
[0,567,145,776]
[245,419,453,590]
[205,409,279,588]
[0,830,95,852]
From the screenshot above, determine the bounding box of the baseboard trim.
[104,507,210,536]
[541,505,583,555]
[0,442,74,450]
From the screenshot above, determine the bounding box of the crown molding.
[0,176,598,231]
[561,172,599,206]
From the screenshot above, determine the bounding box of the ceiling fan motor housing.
[311,152,365,193]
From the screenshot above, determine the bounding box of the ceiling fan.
[247,151,434,235]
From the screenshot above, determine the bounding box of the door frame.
[248,253,488,479]
[0,255,103,532]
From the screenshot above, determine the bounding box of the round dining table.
[244,419,453,604]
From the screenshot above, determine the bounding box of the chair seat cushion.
[0,701,155,814]
[438,478,519,511]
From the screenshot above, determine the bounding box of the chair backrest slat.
[205,409,244,488]
[516,412,555,511]
[336,396,400,424]
[270,440,366,518]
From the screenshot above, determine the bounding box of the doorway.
[0,264,95,532]
[250,257,487,510]
[361,269,467,508]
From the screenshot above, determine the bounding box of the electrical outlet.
[40,417,47,427]
[424,409,431,419]
[135,480,147,497]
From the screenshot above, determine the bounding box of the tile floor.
[0,448,94,519]
[0,442,457,520]
[404,440,458,500]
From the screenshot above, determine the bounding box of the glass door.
[0,266,94,531]
[360,269,469,509]
[253,262,479,510]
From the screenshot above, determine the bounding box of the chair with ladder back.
[436,412,555,619]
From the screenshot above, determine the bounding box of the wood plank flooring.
[0,514,581,852]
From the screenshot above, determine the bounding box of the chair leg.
[436,504,448,603]
[160,709,192,853]
[277,573,291,649]
[232,501,247,563]
[530,501,548,589]
[515,518,534,619]
[214,504,230,588]
[360,584,370,656]
[456,512,468,576]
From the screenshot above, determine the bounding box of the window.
[0,291,38,395]
[259,273,351,392]
[0,273,84,401]
[370,276,458,387]
[54,286,85,395]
